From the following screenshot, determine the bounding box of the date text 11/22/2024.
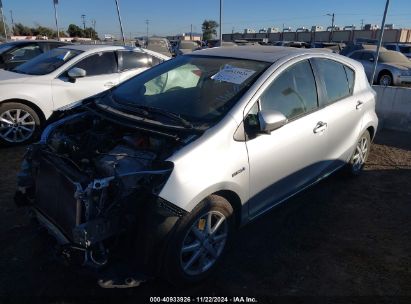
[149,296,258,303]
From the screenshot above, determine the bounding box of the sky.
[1,0,411,38]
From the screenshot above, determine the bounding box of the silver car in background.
[348,49,411,86]
[16,46,378,287]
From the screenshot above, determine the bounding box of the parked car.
[15,46,378,288]
[146,37,173,57]
[310,42,346,53]
[0,40,68,70]
[384,43,411,60]
[340,43,383,57]
[0,45,169,145]
[347,49,411,86]
[176,40,200,55]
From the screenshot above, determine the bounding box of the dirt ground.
[0,130,410,303]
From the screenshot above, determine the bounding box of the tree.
[67,24,84,37]
[202,20,219,41]
[85,27,99,40]
[32,25,54,38]
[13,23,32,36]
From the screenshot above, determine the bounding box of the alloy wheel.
[352,136,368,173]
[180,210,228,276]
[0,109,36,143]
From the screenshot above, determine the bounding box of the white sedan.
[0,44,169,145]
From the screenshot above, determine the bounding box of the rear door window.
[259,60,318,120]
[313,59,351,105]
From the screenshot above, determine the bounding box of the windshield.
[110,55,270,124]
[12,48,82,75]
[0,44,14,54]
[399,46,411,54]
[379,51,410,63]
[179,41,198,49]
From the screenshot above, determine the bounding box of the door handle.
[104,82,116,88]
[313,121,328,134]
[356,101,364,110]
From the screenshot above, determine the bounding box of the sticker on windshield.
[211,65,256,84]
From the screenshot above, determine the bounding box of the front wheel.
[0,102,41,146]
[347,131,371,176]
[162,195,234,286]
[378,73,393,86]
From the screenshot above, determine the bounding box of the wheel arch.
[0,98,46,123]
[377,69,393,84]
[366,125,376,141]
[212,190,243,228]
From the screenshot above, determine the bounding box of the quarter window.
[344,66,355,94]
[120,51,151,71]
[259,60,318,120]
[315,59,351,105]
[72,52,117,76]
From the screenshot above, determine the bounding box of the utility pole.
[9,9,13,35]
[53,0,59,40]
[219,0,223,46]
[361,19,364,30]
[190,24,192,40]
[327,13,335,42]
[0,0,7,40]
[114,0,126,46]
[371,0,390,85]
[91,19,96,40]
[81,14,86,30]
[145,19,149,45]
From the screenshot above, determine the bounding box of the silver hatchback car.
[16,46,378,287]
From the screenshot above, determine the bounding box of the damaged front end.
[15,107,193,286]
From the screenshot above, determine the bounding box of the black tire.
[162,195,234,286]
[0,102,41,147]
[378,72,393,86]
[347,130,371,176]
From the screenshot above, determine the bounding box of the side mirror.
[67,67,86,83]
[258,110,288,134]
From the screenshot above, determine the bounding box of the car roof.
[190,45,337,63]
[3,40,67,46]
[59,44,134,52]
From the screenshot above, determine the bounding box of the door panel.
[51,74,120,109]
[312,58,363,171]
[245,60,329,218]
[246,110,330,218]
[51,51,120,109]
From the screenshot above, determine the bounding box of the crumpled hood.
[0,69,33,84]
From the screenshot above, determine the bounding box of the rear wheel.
[162,195,234,286]
[0,102,41,146]
[347,131,371,176]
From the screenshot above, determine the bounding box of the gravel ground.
[0,130,410,303]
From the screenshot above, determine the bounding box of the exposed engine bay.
[15,109,195,281]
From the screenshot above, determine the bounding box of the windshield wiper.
[132,105,193,129]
